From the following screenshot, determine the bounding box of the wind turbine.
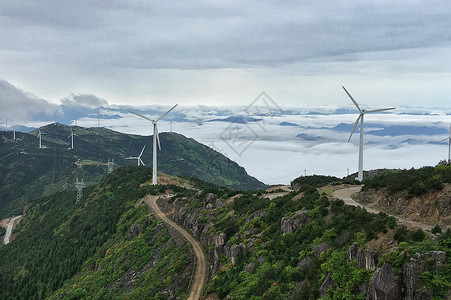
[67,127,75,149]
[7,120,16,140]
[126,145,146,166]
[440,124,451,164]
[130,104,178,185]
[37,128,43,149]
[343,86,395,181]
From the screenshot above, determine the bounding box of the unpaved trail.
[144,195,207,300]
[333,186,434,231]
[265,185,293,200]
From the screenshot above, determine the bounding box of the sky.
[1,1,451,108]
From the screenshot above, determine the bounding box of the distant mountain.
[207,115,262,124]
[0,123,266,218]
[332,123,448,136]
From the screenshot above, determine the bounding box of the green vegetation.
[0,167,192,299]
[362,164,451,197]
[0,123,266,218]
[0,226,6,236]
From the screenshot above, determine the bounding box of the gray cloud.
[61,94,109,108]
[0,80,56,121]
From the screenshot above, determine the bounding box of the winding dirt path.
[333,186,434,231]
[144,195,207,300]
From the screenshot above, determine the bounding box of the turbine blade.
[348,115,361,142]
[365,107,395,113]
[156,104,178,122]
[156,125,161,150]
[342,86,361,111]
[140,158,145,166]
[440,138,449,142]
[129,111,154,122]
[139,145,146,158]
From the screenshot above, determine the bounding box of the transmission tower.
[75,178,85,203]
[107,158,116,174]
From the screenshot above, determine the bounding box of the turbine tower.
[130,104,178,185]
[67,127,75,149]
[8,120,16,140]
[343,86,395,182]
[440,124,451,164]
[75,178,85,203]
[37,128,43,149]
[125,145,146,166]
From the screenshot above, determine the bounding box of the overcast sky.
[1,0,451,108]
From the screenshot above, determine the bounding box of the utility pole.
[75,178,85,203]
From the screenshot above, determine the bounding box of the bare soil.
[144,195,207,300]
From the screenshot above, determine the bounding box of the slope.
[0,123,266,218]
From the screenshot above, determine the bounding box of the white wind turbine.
[440,124,451,164]
[67,127,75,149]
[7,120,16,140]
[130,104,178,185]
[343,86,395,181]
[126,145,146,166]
[37,128,44,149]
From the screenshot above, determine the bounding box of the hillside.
[1,170,450,299]
[359,164,451,226]
[0,124,266,218]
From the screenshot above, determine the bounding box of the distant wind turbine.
[37,128,44,149]
[343,86,395,181]
[130,104,178,185]
[126,145,146,166]
[67,127,75,149]
[7,120,16,140]
[440,124,451,164]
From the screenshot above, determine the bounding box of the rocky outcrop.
[281,210,310,234]
[312,242,330,257]
[297,257,313,270]
[403,251,446,300]
[359,184,451,225]
[347,243,379,271]
[319,273,337,297]
[127,223,142,238]
[367,263,401,300]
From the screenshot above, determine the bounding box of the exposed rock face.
[127,223,142,238]
[335,230,350,245]
[403,251,446,300]
[347,243,379,271]
[367,263,401,300]
[246,209,268,224]
[312,242,330,257]
[297,257,313,270]
[359,184,451,225]
[281,210,310,234]
[319,273,337,297]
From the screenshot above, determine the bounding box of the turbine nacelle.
[342,86,395,181]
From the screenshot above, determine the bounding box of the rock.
[319,273,337,297]
[287,281,306,300]
[357,249,378,271]
[214,233,227,247]
[347,243,358,261]
[335,230,350,245]
[245,262,256,272]
[297,257,313,270]
[312,242,330,257]
[206,203,214,210]
[367,263,401,300]
[281,210,310,234]
[205,193,217,202]
[403,251,446,300]
[245,209,268,224]
[215,199,224,208]
[230,243,246,263]
[127,223,142,238]
[258,256,265,264]
[347,243,379,271]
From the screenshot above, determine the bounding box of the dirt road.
[333,186,434,231]
[2,215,22,245]
[144,195,207,300]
